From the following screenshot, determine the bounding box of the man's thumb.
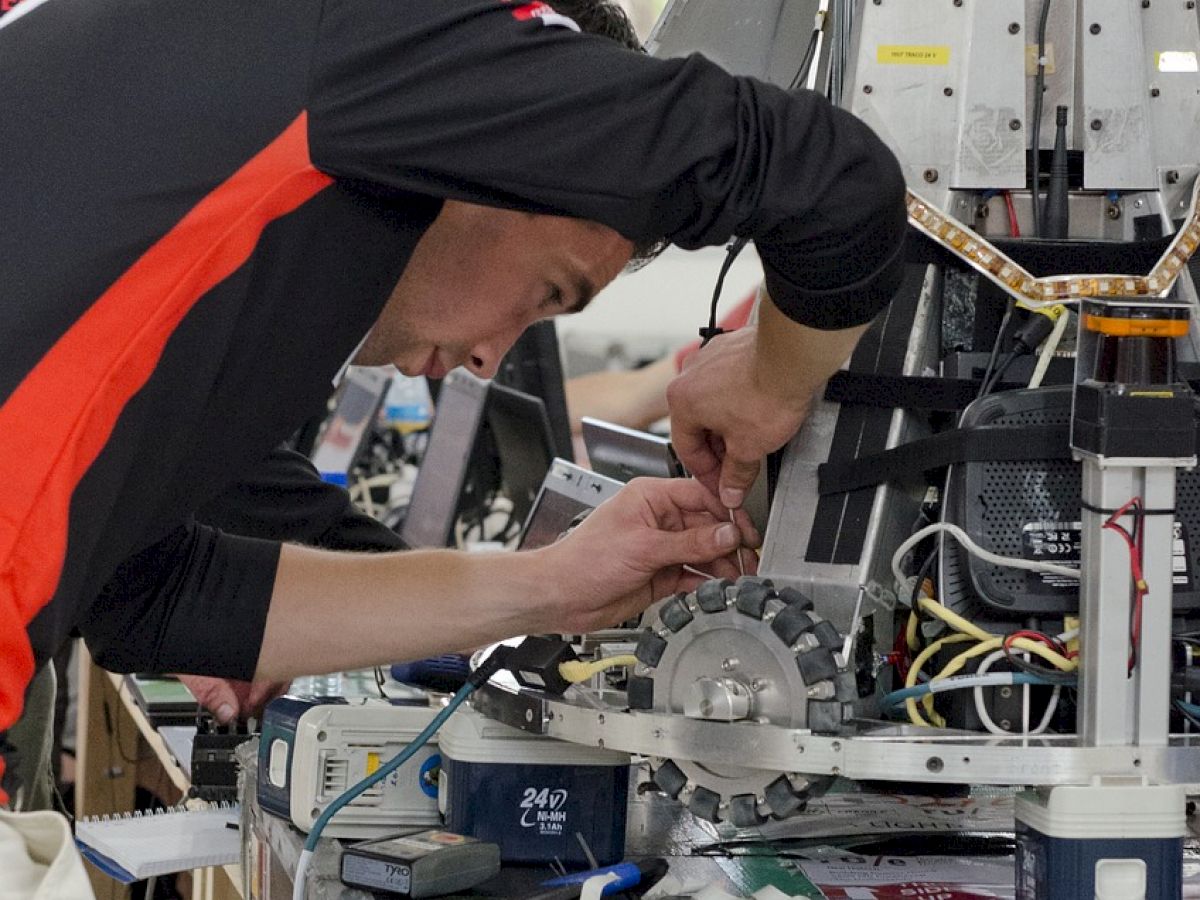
[719,455,761,509]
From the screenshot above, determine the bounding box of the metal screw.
[863,84,873,94]
[1151,87,1161,97]
[653,728,663,739]
[1189,2,1196,10]
[597,738,605,748]
[1167,170,1181,184]
[1142,0,1151,7]
[873,0,882,4]
[1000,719,1012,730]
[999,686,1013,699]
[1135,198,1144,208]
[926,756,945,773]
[1091,119,1103,131]
[750,678,766,692]
[976,204,990,219]
[721,657,739,672]
[525,709,534,723]
[953,0,963,6]
[1009,119,1022,131]
[597,713,606,724]
[831,741,842,752]
[1106,202,1121,220]
[1008,22,1020,34]
[944,87,954,96]
[923,168,939,183]
[1090,22,1102,34]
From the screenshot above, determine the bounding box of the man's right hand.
[533,476,758,634]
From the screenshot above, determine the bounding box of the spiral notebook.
[75,803,239,882]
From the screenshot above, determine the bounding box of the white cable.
[1027,309,1071,389]
[973,648,1060,736]
[891,522,1080,595]
[293,849,313,900]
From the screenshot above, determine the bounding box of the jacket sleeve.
[79,447,403,678]
[306,0,907,330]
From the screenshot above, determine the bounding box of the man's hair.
[555,0,670,270]
[552,0,641,51]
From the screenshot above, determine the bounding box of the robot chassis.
[481,0,1200,849]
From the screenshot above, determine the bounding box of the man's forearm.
[753,290,870,408]
[254,544,545,681]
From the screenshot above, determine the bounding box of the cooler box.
[438,706,630,865]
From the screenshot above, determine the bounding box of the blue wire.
[881,673,1065,709]
[303,682,475,853]
[1177,699,1200,719]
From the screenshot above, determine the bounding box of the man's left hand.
[176,674,290,724]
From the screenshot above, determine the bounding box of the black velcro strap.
[817,424,1070,495]
[824,371,980,412]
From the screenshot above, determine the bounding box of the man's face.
[354,201,634,378]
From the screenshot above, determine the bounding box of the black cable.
[982,348,1020,395]
[976,300,1016,400]
[910,549,939,610]
[1002,644,1077,686]
[787,25,822,91]
[1030,0,1053,237]
[699,236,749,347]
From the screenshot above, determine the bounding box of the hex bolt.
[1090,22,1101,34]
[1009,119,1022,131]
[863,84,873,94]
[944,87,954,97]
[1008,22,1020,34]
[1091,119,1103,131]
[923,168,939,183]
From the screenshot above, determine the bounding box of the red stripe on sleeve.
[0,112,333,764]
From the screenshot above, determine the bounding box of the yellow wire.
[905,634,975,727]
[905,611,920,652]
[903,596,1076,727]
[917,596,992,642]
[558,655,639,685]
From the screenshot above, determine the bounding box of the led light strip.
[906,177,1200,309]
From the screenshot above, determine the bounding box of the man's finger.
[718,454,763,509]
[646,521,740,570]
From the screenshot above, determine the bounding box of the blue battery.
[1015,777,1184,900]
[438,706,630,866]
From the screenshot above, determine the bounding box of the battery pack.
[339,830,500,898]
[438,706,630,865]
[1015,776,1184,900]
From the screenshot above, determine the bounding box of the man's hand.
[534,477,757,634]
[668,298,870,508]
[176,674,290,724]
[668,326,811,507]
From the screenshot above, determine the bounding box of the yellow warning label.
[877,45,950,66]
[366,752,381,775]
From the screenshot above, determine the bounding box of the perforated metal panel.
[941,385,1200,616]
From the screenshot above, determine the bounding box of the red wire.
[1003,629,1066,657]
[1004,191,1021,237]
[1102,498,1146,674]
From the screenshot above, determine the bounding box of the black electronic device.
[339,829,500,898]
[123,674,201,726]
[402,370,560,548]
[190,714,254,803]
[486,383,558,529]
[400,370,491,549]
[518,459,623,551]
[939,385,1200,615]
[494,320,574,462]
[580,417,687,482]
